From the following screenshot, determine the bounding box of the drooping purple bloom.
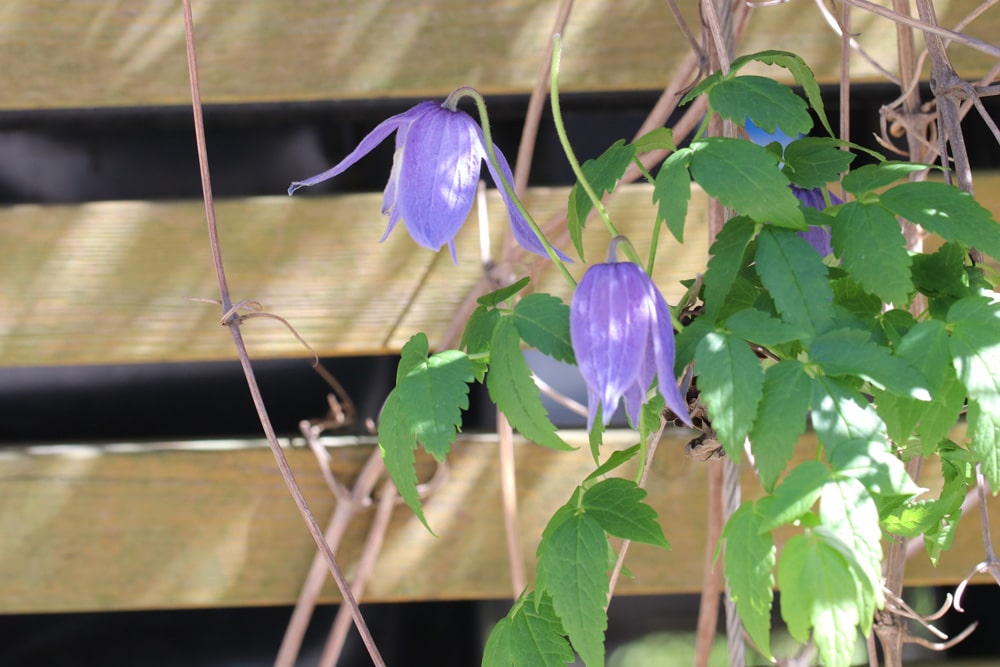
[288,100,565,262]
[570,260,693,430]
[744,118,838,257]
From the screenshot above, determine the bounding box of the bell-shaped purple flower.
[288,100,565,262]
[570,260,693,430]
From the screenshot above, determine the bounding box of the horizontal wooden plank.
[0,184,711,366]
[4,0,997,110]
[0,431,993,614]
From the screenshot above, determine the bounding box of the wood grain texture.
[2,0,996,110]
[0,431,993,613]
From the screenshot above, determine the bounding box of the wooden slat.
[0,432,994,614]
[4,0,997,111]
[0,185,711,366]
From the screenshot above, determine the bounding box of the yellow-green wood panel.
[3,0,997,110]
[0,431,992,613]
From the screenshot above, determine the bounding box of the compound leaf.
[583,477,669,547]
[512,293,575,364]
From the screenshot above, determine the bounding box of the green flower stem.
[629,157,664,274]
[443,86,577,288]
[549,35,643,268]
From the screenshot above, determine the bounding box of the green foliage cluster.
[376,51,1000,667]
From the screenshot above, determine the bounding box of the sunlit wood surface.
[1,431,993,613]
[4,0,996,111]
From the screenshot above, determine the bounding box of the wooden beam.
[1,431,993,614]
[3,0,997,111]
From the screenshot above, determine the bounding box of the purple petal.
[571,263,649,430]
[649,284,693,427]
[287,101,436,195]
[477,126,572,262]
[395,106,481,251]
[792,186,839,257]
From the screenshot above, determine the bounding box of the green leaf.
[968,399,1000,489]
[759,460,831,530]
[703,216,756,319]
[736,50,833,137]
[512,294,575,364]
[584,445,640,482]
[810,375,889,454]
[782,138,855,189]
[395,335,474,460]
[778,533,860,667]
[583,478,669,547]
[567,140,637,259]
[679,68,724,106]
[949,296,1000,405]
[689,137,805,229]
[711,75,812,138]
[378,390,430,531]
[652,149,693,243]
[755,227,835,339]
[632,127,676,153]
[478,276,531,307]
[481,615,513,667]
[828,439,922,503]
[539,513,609,667]
[722,501,776,658]
[820,478,883,602]
[831,202,913,306]
[809,328,931,400]
[841,161,931,196]
[694,331,764,460]
[488,316,572,451]
[495,591,575,667]
[911,241,971,300]
[880,181,1000,261]
[750,360,812,491]
[726,308,808,347]
[462,305,500,382]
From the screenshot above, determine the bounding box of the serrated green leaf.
[755,227,835,339]
[539,513,609,667]
[881,308,918,347]
[462,306,500,382]
[782,137,855,189]
[819,478,883,597]
[759,460,831,530]
[711,75,812,138]
[689,138,805,229]
[828,439,923,502]
[567,140,637,260]
[722,501,776,658]
[582,478,669,547]
[912,241,971,300]
[778,533,860,667]
[584,445,640,482]
[396,342,474,460]
[726,308,808,347]
[652,149,693,243]
[478,276,531,307]
[831,202,913,306]
[809,328,931,400]
[881,182,1000,261]
[588,404,605,463]
[810,375,889,454]
[914,370,967,456]
[679,68,724,106]
[831,275,884,319]
[949,296,1000,405]
[882,498,952,538]
[694,331,764,460]
[632,127,675,153]
[703,216,756,319]
[750,360,811,491]
[968,398,1000,489]
[840,161,932,195]
[512,293,575,364]
[638,391,665,469]
[378,390,430,531]
[674,317,715,375]
[737,50,833,137]
[488,316,573,451]
[502,591,575,667]
[482,615,514,667]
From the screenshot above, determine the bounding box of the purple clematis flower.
[288,100,565,262]
[570,259,693,430]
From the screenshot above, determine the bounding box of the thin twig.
[179,2,384,665]
[498,411,527,596]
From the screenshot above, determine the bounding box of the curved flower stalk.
[288,99,566,262]
[570,242,693,431]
